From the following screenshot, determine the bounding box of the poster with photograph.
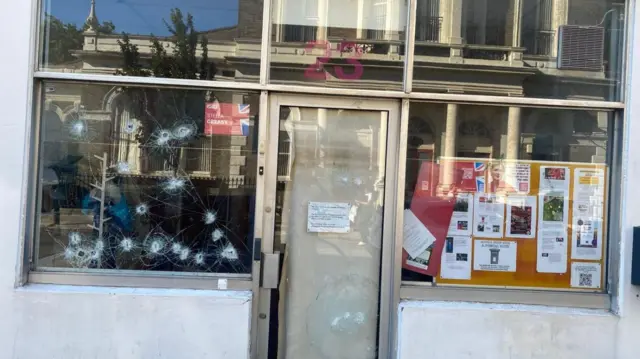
[571,168,605,260]
[505,195,537,238]
[504,162,531,194]
[473,240,517,272]
[570,262,602,289]
[448,193,474,236]
[536,190,569,273]
[440,236,472,280]
[473,194,505,238]
[539,166,570,192]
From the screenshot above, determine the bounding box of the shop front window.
[36,81,259,274]
[401,102,611,291]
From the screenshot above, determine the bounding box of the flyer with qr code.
[570,262,601,289]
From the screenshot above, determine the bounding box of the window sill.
[28,270,253,291]
[400,283,610,310]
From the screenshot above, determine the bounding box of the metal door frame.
[251,92,401,359]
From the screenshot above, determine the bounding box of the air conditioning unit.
[557,25,605,71]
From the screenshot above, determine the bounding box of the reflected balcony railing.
[415,16,442,42]
[522,29,555,56]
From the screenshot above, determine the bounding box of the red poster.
[204,102,251,136]
[402,162,456,277]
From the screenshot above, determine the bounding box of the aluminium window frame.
[21,0,628,314]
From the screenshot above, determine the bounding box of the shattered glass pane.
[36,82,259,274]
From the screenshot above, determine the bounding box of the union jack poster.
[204,101,251,136]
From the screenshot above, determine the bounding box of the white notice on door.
[473,240,517,272]
[307,202,351,233]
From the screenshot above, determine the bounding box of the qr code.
[579,273,593,287]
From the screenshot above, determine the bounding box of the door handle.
[262,251,280,289]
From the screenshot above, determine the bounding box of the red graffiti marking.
[304,40,365,80]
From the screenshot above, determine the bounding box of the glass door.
[255,94,400,359]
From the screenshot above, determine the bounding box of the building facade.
[0,0,638,358]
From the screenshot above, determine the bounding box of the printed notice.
[536,191,569,273]
[403,209,436,259]
[536,228,568,273]
[506,195,537,239]
[571,168,606,260]
[570,262,602,289]
[448,193,474,236]
[504,162,531,194]
[440,236,472,280]
[473,240,517,272]
[539,166,570,192]
[473,194,505,238]
[307,202,351,233]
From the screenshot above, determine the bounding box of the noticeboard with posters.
[402,157,607,291]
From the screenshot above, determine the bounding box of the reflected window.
[37,81,260,274]
[270,0,407,90]
[412,0,625,101]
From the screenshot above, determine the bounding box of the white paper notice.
[505,195,537,239]
[473,194,505,238]
[448,193,474,236]
[536,191,570,273]
[403,209,436,259]
[571,168,605,261]
[473,240,517,272]
[539,166,570,192]
[570,262,602,289]
[504,163,531,194]
[440,236,472,280]
[307,202,351,233]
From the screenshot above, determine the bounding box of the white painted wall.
[0,2,253,359]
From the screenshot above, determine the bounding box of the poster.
[504,162,531,194]
[440,236,472,280]
[505,195,537,238]
[539,166,570,192]
[402,209,436,259]
[571,168,605,260]
[536,190,569,273]
[204,102,251,136]
[570,262,602,289]
[307,202,350,233]
[473,240,517,272]
[473,194,505,238]
[448,193,474,236]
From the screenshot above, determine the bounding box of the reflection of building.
[42,0,616,182]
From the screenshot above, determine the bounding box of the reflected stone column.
[512,0,523,47]
[317,0,329,41]
[377,112,387,206]
[552,0,570,57]
[441,0,464,44]
[506,106,521,160]
[442,103,458,188]
[318,108,327,168]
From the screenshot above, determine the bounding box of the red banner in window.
[204,101,251,136]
